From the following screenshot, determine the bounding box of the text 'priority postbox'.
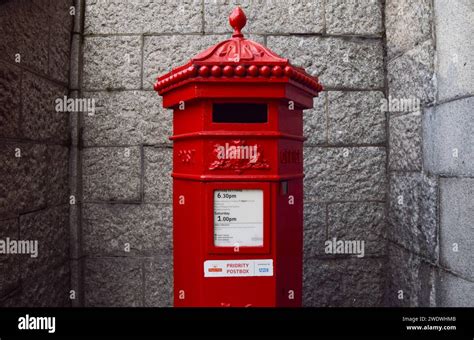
[154,7,322,307]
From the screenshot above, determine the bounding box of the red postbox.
[154,7,322,307]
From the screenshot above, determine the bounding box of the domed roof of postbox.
[154,7,322,101]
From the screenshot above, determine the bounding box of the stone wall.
[79,0,387,307]
[79,0,176,307]
[0,0,73,307]
[0,0,471,308]
[385,0,473,307]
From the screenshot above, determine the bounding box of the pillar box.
[154,7,322,307]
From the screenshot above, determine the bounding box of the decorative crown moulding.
[153,7,323,94]
[154,63,322,93]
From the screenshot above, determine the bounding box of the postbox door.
[201,182,275,306]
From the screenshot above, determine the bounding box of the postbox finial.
[229,7,246,38]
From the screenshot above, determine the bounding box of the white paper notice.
[204,259,273,277]
[213,189,263,247]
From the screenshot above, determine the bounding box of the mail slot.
[154,7,322,307]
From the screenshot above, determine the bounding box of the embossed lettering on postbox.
[209,140,270,171]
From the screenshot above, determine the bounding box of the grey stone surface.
[389,112,422,171]
[83,204,172,256]
[82,91,171,146]
[0,61,21,138]
[327,91,385,145]
[304,147,386,201]
[21,72,69,142]
[144,256,173,307]
[83,36,142,90]
[303,92,327,145]
[84,0,202,34]
[204,0,324,34]
[0,0,49,75]
[0,291,20,307]
[143,34,265,88]
[437,270,474,307]
[69,90,80,146]
[0,293,21,307]
[439,178,474,280]
[435,0,474,101]
[0,218,19,239]
[388,40,435,105]
[0,75,70,323]
[0,219,20,299]
[385,0,433,59]
[0,143,47,218]
[303,257,384,307]
[0,1,16,62]
[69,203,81,260]
[19,205,69,281]
[326,0,383,35]
[48,22,71,83]
[389,173,438,261]
[386,243,436,307]
[0,257,19,300]
[423,97,474,176]
[73,0,83,33]
[267,36,384,89]
[47,145,69,206]
[303,202,326,257]
[144,147,172,203]
[84,257,143,307]
[69,259,82,307]
[47,0,74,28]
[70,34,81,90]
[82,147,141,202]
[14,263,71,307]
[328,202,386,256]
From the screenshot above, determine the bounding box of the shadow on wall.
[0,0,74,307]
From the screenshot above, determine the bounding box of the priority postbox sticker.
[204,259,273,277]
